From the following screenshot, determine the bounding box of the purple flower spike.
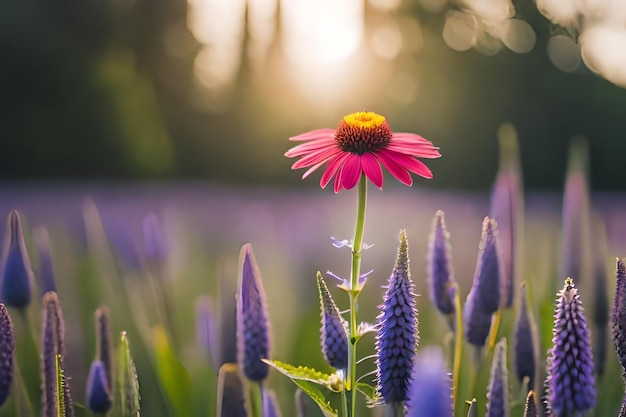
[317,272,348,370]
[41,291,74,417]
[405,347,452,417]
[486,338,509,417]
[236,244,271,382]
[514,282,537,389]
[263,389,282,417]
[489,169,519,309]
[427,210,456,315]
[474,217,503,315]
[463,287,493,348]
[611,258,626,378]
[376,230,418,404]
[523,390,538,417]
[86,360,112,413]
[34,227,57,296]
[142,213,168,267]
[546,278,596,416]
[560,138,591,284]
[195,295,219,370]
[0,304,14,407]
[0,210,33,309]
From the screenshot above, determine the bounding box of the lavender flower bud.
[489,172,517,309]
[86,360,112,413]
[0,304,14,406]
[546,278,596,416]
[427,210,456,315]
[486,338,509,417]
[463,287,493,348]
[474,217,502,315]
[317,272,348,370]
[376,230,418,404]
[95,306,113,395]
[405,347,452,417]
[195,295,219,370]
[41,291,74,417]
[560,139,591,284]
[0,210,33,309]
[263,389,282,417]
[523,390,538,417]
[142,213,168,267]
[611,258,626,378]
[34,227,57,295]
[236,244,271,381]
[514,282,537,389]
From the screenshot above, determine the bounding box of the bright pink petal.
[289,128,335,141]
[340,155,363,191]
[291,147,342,169]
[376,150,413,186]
[387,134,441,158]
[320,152,350,189]
[334,165,343,193]
[285,137,336,157]
[302,157,331,179]
[361,153,383,189]
[381,149,433,179]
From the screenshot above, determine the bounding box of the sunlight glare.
[281,0,363,67]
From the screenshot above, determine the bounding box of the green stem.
[248,381,263,417]
[341,386,349,417]
[487,310,502,350]
[452,284,463,412]
[347,175,368,417]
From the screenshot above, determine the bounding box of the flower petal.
[361,153,384,189]
[302,157,331,180]
[388,134,441,159]
[383,150,434,179]
[376,150,413,186]
[285,137,336,158]
[291,147,341,169]
[320,153,350,189]
[289,128,335,141]
[340,155,363,191]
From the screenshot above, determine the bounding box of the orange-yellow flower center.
[334,112,393,155]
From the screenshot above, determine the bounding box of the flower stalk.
[347,175,367,416]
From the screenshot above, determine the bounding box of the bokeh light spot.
[547,35,581,73]
[443,11,477,52]
[371,21,403,60]
[500,19,536,54]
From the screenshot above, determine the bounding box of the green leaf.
[263,360,338,417]
[118,331,141,417]
[262,359,334,386]
[152,326,193,417]
[355,382,377,402]
[290,380,338,417]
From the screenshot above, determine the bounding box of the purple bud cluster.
[427,211,456,315]
[546,278,595,416]
[237,244,271,382]
[376,230,418,404]
[317,273,348,370]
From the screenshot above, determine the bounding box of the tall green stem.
[347,175,367,417]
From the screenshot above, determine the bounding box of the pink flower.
[285,112,441,193]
